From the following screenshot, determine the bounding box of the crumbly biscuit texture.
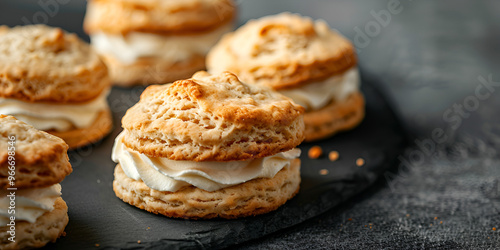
[0,198,69,249]
[207,12,357,90]
[113,159,301,219]
[0,25,110,103]
[101,53,206,86]
[84,0,236,34]
[121,71,305,161]
[304,91,365,141]
[0,115,72,189]
[48,109,113,149]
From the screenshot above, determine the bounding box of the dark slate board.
[43,71,407,250]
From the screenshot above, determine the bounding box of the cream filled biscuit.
[112,71,305,219]
[0,25,112,149]
[207,13,365,141]
[84,0,236,86]
[0,115,71,249]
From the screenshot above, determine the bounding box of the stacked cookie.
[84,0,236,86]
[208,13,365,141]
[0,25,113,149]
[112,71,305,219]
[0,115,72,249]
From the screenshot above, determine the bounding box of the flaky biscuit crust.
[0,198,69,250]
[304,91,365,141]
[121,71,305,161]
[0,25,110,103]
[113,159,300,219]
[48,109,113,150]
[207,12,357,90]
[100,53,206,86]
[0,115,72,189]
[84,0,236,35]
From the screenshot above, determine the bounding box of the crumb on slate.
[356,158,365,167]
[329,151,339,161]
[308,146,323,159]
[319,169,328,175]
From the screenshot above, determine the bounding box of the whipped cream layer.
[91,22,233,65]
[0,89,110,132]
[112,132,301,192]
[0,184,61,224]
[279,67,360,111]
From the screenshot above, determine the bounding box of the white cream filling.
[91,22,233,65]
[0,184,61,224]
[0,89,110,132]
[279,67,360,111]
[111,132,301,192]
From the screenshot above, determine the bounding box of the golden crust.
[0,198,69,249]
[84,0,236,35]
[304,91,365,142]
[121,71,305,161]
[101,53,206,86]
[113,159,300,219]
[207,12,357,90]
[0,25,111,103]
[47,109,113,150]
[0,115,72,189]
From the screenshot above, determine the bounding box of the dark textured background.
[1,0,499,249]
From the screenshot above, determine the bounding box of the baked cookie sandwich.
[0,115,72,249]
[207,13,364,141]
[112,71,305,219]
[0,25,113,149]
[84,0,236,86]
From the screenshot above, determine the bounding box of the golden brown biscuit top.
[121,71,305,161]
[207,12,357,90]
[84,0,236,34]
[0,115,72,189]
[0,25,110,103]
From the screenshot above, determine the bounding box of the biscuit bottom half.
[0,197,69,250]
[304,91,365,142]
[102,53,206,86]
[48,109,113,150]
[113,159,301,219]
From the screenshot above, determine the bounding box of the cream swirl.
[279,67,360,111]
[0,89,110,132]
[91,22,233,64]
[112,132,301,192]
[0,184,61,224]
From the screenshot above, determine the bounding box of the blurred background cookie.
[207,12,364,141]
[0,25,112,149]
[84,0,237,86]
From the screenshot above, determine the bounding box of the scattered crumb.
[493,227,497,231]
[348,218,352,221]
[430,224,433,226]
[328,151,339,161]
[308,146,323,159]
[434,217,438,220]
[369,226,372,229]
[440,221,443,224]
[365,225,367,227]
[137,240,141,244]
[356,158,365,167]
[369,223,373,226]
[95,244,100,247]
[319,169,329,175]
[406,214,410,217]
[147,227,150,230]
